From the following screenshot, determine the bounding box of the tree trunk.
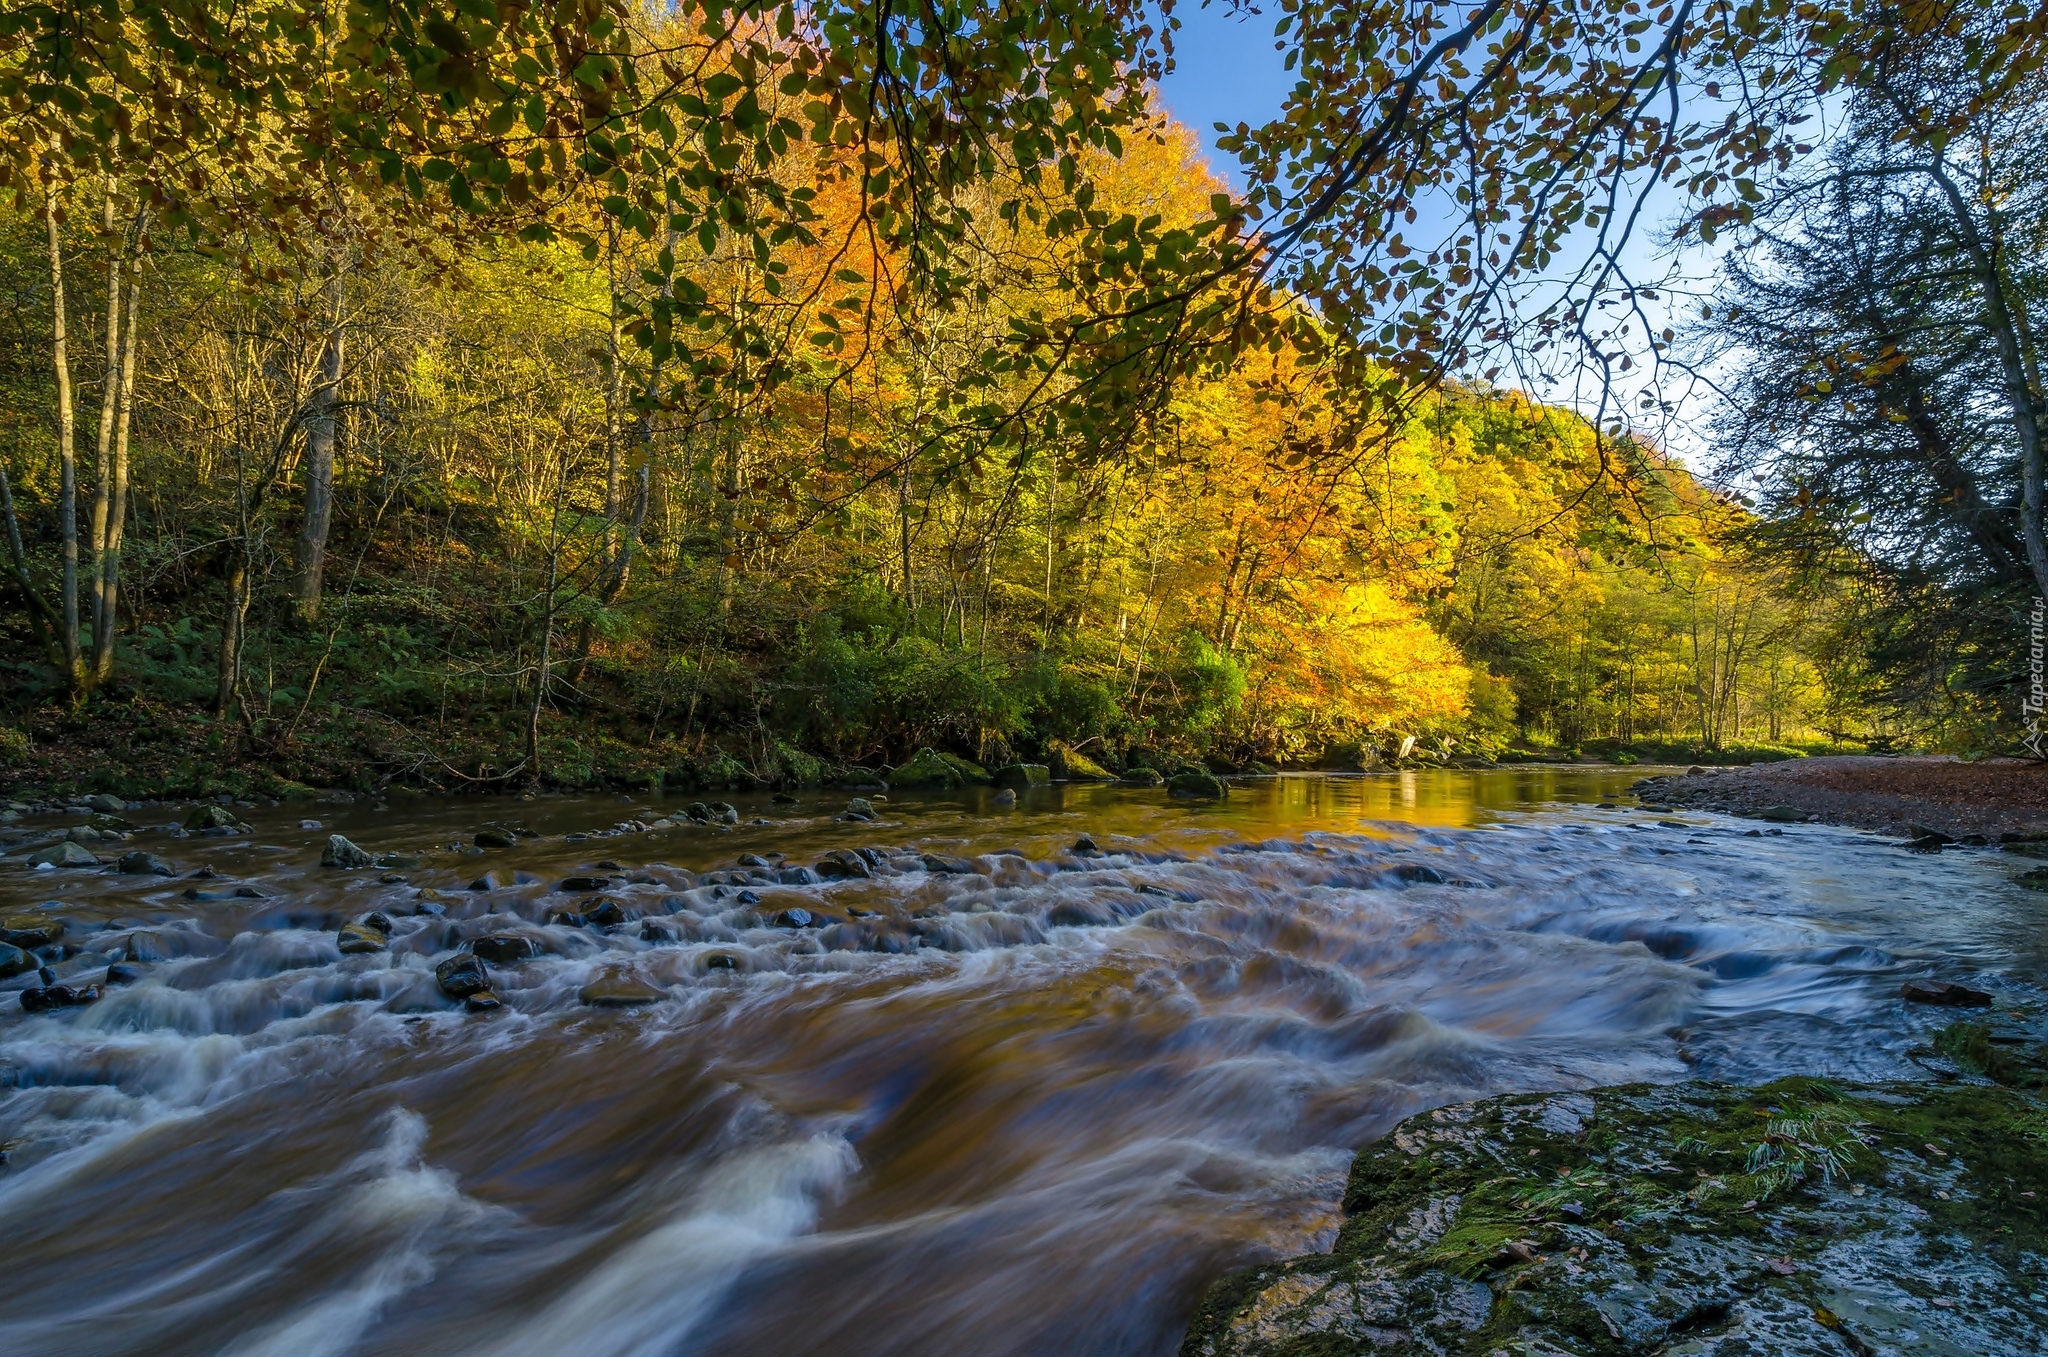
[1,463,63,660]
[88,183,123,672]
[94,256,142,684]
[45,179,83,690]
[216,554,249,715]
[293,277,346,622]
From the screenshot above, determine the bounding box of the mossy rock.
[887,748,987,789]
[1121,767,1165,787]
[1048,740,1117,781]
[1167,771,1227,799]
[1181,1077,2048,1357]
[993,763,1051,788]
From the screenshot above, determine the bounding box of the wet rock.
[435,952,491,999]
[992,763,1050,788]
[0,914,64,948]
[1072,835,1101,854]
[104,961,149,985]
[1901,979,1993,1007]
[775,865,818,886]
[700,951,742,971]
[121,931,167,963]
[471,934,540,965]
[843,797,877,821]
[814,848,872,880]
[474,828,518,849]
[20,982,102,1012]
[1166,771,1228,799]
[1752,805,1803,823]
[321,835,375,869]
[1047,740,1117,781]
[464,989,503,1013]
[1120,767,1165,787]
[360,912,395,935]
[579,970,665,1007]
[921,852,978,875]
[85,793,126,813]
[116,851,174,876]
[549,897,628,928]
[1049,899,1117,927]
[27,840,98,868]
[773,907,814,928]
[183,804,246,832]
[557,875,612,892]
[336,922,388,954]
[737,853,771,867]
[1390,862,1449,885]
[1184,1078,2048,1357]
[990,789,1017,808]
[0,942,34,978]
[470,868,538,891]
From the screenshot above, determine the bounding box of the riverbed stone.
[1121,767,1166,786]
[549,897,628,928]
[557,875,613,892]
[990,789,1017,808]
[184,804,246,831]
[474,828,518,849]
[321,834,375,869]
[464,989,503,1013]
[579,970,665,1007]
[1901,978,1993,1007]
[85,794,126,813]
[0,942,34,978]
[471,934,540,965]
[887,747,977,789]
[1179,1077,2048,1357]
[814,848,872,880]
[104,961,148,986]
[19,981,102,1012]
[992,762,1051,788]
[116,850,174,876]
[27,840,98,867]
[1167,771,1228,799]
[435,952,491,998]
[0,914,64,947]
[335,922,387,954]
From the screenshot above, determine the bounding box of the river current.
[1,769,2042,1357]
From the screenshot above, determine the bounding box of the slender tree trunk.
[216,554,249,715]
[293,275,346,622]
[45,179,83,690]
[1,463,63,659]
[88,183,123,669]
[94,256,142,684]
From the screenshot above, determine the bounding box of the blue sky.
[1153,3,1292,190]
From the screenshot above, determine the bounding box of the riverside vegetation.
[17,3,2046,796]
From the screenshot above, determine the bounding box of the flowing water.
[2,770,2043,1357]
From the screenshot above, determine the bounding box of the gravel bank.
[1632,754,2048,841]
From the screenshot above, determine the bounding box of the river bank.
[1632,755,2048,842]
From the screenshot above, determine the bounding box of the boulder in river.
[579,970,665,1007]
[471,934,540,965]
[1752,805,1803,823]
[104,961,148,986]
[335,922,388,954]
[990,789,1017,808]
[549,897,628,928]
[474,828,518,849]
[887,747,986,790]
[814,848,872,880]
[321,834,375,869]
[1181,1077,2048,1357]
[1120,767,1165,787]
[116,850,174,876]
[1166,771,1228,799]
[435,953,491,999]
[992,763,1050,788]
[464,989,503,1013]
[0,942,34,978]
[184,804,246,831]
[27,840,98,867]
[1047,741,1117,781]
[774,907,814,929]
[0,914,64,948]
[19,981,101,1012]
[85,793,126,813]
[921,852,978,875]
[843,797,876,821]
[557,875,613,892]
[1901,978,1993,1007]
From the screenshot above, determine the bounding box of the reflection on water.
[0,771,2041,1357]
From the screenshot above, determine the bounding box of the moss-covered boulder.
[993,763,1051,788]
[887,747,989,789]
[1049,740,1117,780]
[1180,1078,2048,1357]
[1168,770,1228,799]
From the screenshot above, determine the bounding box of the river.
[1,769,2041,1357]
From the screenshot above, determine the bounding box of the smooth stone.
[990,789,1017,808]
[26,841,98,868]
[122,931,167,963]
[475,829,517,849]
[0,914,64,947]
[20,982,102,1012]
[991,763,1050,788]
[86,794,125,813]
[116,851,174,876]
[775,865,817,885]
[336,922,388,954]
[0,942,34,978]
[1753,805,1803,823]
[814,849,871,880]
[844,797,876,821]
[550,898,628,928]
[557,875,612,892]
[579,971,665,1007]
[1901,979,1993,1007]
[464,989,503,1013]
[774,907,814,928]
[435,952,491,998]
[105,961,148,985]
[1119,768,1165,787]
[321,834,375,869]
[360,911,395,935]
[183,804,246,831]
[921,853,977,875]
[471,935,540,964]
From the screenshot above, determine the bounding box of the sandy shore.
[1632,754,2048,840]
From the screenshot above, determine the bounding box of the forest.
[0,0,2041,794]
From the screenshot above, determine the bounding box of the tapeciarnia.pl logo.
[2026,597,2046,758]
